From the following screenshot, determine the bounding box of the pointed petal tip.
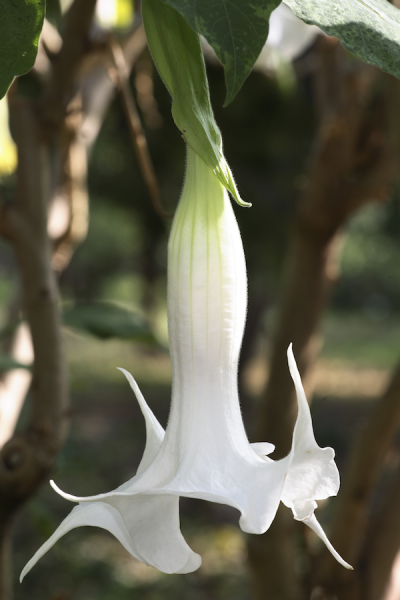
[20,550,41,583]
[303,513,353,570]
[286,343,298,378]
[117,366,139,390]
[117,367,132,379]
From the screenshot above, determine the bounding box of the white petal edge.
[21,494,201,580]
[20,502,145,582]
[117,367,165,473]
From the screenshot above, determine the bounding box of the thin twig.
[108,35,171,220]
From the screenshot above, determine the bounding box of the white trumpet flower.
[21,148,351,582]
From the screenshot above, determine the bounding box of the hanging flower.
[21,147,351,582]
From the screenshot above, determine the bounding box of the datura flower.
[21,147,351,581]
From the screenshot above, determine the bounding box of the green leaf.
[62,302,157,344]
[143,0,250,206]
[0,0,46,99]
[162,0,280,105]
[0,354,31,373]
[285,0,400,80]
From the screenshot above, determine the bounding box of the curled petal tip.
[50,480,78,502]
[237,198,252,208]
[50,479,67,497]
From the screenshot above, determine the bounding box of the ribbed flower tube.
[20,148,351,582]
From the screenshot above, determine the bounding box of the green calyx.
[142,0,251,207]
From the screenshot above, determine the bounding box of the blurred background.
[1,1,400,599]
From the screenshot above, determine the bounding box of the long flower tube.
[21,148,351,581]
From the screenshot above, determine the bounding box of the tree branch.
[247,39,397,600]
[0,100,69,599]
[108,36,169,219]
[314,361,400,599]
[39,0,98,138]
[364,463,400,600]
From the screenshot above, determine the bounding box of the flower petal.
[281,344,352,570]
[251,442,275,459]
[303,513,353,570]
[281,344,339,510]
[20,501,143,582]
[21,376,201,579]
[105,493,201,573]
[21,494,201,580]
[117,368,164,474]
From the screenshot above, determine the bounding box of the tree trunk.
[314,362,400,600]
[247,38,397,600]
[0,519,13,600]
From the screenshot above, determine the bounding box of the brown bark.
[51,95,89,272]
[311,69,400,600]
[364,463,400,600]
[248,506,303,600]
[0,2,99,597]
[0,520,13,600]
[247,39,397,600]
[314,362,400,599]
[0,101,69,599]
[39,0,98,138]
[0,4,149,598]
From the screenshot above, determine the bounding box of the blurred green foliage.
[2,34,400,600]
[334,194,400,315]
[63,301,157,343]
[57,55,400,321]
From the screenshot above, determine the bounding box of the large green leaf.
[143,0,250,205]
[285,0,400,80]
[162,0,280,105]
[0,0,46,99]
[62,302,157,344]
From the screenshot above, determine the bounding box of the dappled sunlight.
[243,355,389,400]
[243,313,399,400]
